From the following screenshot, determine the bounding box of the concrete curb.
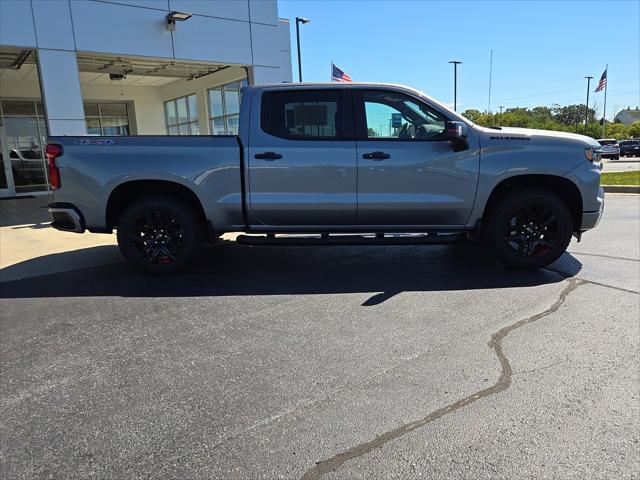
[603,185,640,194]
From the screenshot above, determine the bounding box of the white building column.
[37,49,86,136]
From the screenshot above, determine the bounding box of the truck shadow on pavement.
[0,241,583,302]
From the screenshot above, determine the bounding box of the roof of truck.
[245,82,469,124]
[248,82,414,89]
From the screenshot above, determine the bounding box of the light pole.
[295,17,310,82]
[448,60,462,111]
[584,76,593,131]
[499,105,504,125]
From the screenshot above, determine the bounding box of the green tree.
[501,108,532,128]
[530,107,554,124]
[552,104,590,127]
[627,122,640,139]
[458,101,636,140]
[603,123,630,140]
[461,109,483,123]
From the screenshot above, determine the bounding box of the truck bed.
[48,135,245,232]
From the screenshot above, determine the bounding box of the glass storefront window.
[84,102,131,136]
[209,90,223,117]
[211,117,225,135]
[2,101,37,116]
[84,103,99,117]
[207,78,247,135]
[165,101,177,125]
[101,117,130,136]
[99,103,128,117]
[0,116,8,190]
[0,102,49,193]
[86,117,102,135]
[164,94,199,135]
[0,48,49,196]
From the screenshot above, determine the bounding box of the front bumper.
[580,186,605,231]
[48,203,85,233]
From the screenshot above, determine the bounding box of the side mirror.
[444,121,469,152]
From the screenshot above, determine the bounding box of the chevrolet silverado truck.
[46,83,604,274]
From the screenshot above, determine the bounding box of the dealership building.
[0,0,292,197]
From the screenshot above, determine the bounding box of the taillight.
[46,143,63,189]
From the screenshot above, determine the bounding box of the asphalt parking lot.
[602,155,640,173]
[1,194,638,479]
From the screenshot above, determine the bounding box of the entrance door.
[0,101,49,197]
[353,89,479,226]
[247,88,357,226]
[0,132,15,197]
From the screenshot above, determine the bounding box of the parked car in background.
[9,148,47,184]
[596,139,620,159]
[619,140,640,157]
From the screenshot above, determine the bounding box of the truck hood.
[476,125,600,148]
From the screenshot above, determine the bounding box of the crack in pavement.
[302,278,586,480]
[569,251,640,262]
[543,266,639,295]
[578,278,639,295]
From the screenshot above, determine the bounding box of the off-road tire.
[116,195,203,275]
[483,187,573,269]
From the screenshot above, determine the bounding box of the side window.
[361,91,446,140]
[261,90,345,139]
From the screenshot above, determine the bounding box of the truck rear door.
[247,88,357,226]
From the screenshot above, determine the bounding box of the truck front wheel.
[116,196,203,275]
[483,188,573,269]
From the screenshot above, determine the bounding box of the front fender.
[468,139,587,226]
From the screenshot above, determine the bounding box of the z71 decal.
[73,138,115,146]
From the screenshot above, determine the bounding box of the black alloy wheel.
[503,204,559,258]
[129,210,185,265]
[117,196,203,274]
[484,187,573,269]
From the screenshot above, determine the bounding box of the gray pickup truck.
[47,83,604,274]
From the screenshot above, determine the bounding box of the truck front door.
[353,89,480,226]
[247,89,357,226]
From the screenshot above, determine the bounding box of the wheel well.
[106,180,207,232]
[484,175,583,232]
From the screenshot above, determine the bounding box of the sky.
[278,0,640,119]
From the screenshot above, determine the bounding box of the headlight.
[585,148,602,163]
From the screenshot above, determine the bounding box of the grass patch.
[601,171,640,186]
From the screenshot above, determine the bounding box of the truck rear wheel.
[483,187,573,269]
[116,196,203,275]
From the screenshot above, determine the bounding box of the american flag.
[594,69,607,92]
[331,63,352,83]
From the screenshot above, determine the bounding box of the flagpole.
[487,49,493,114]
[602,64,608,137]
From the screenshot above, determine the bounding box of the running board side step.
[235,233,465,247]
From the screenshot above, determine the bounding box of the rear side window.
[261,90,350,139]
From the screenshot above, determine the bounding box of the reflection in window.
[284,101,337,137]
[207,79,247,135]
[84,102,131,136]
[0,100,49,193]
[164,95,199,135]
[363,91,445,140]
[261,90,342,139]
